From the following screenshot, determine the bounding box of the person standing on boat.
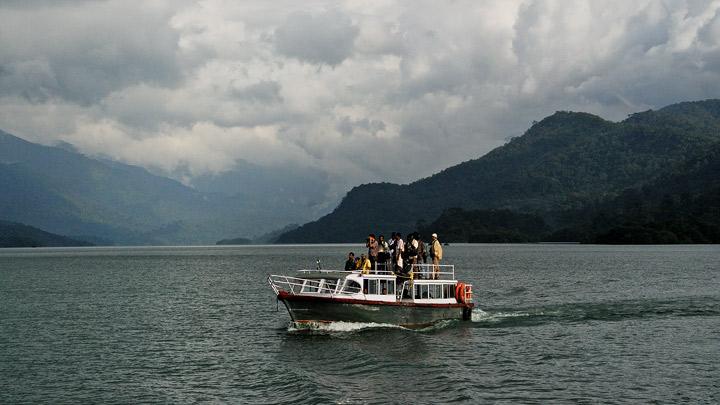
[358,253,372,274]
[405,234,418,274]
[416,233,427,264]
[415,232,428,278]
[344,252,356,271]
[393,233,404,274]
[377,235,390,271]
[430,233,443,279]
[388,232,397,264]
[366,234,379,272]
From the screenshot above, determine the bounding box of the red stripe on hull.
[277,290,474,309]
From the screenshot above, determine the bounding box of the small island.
[216,237,253,245]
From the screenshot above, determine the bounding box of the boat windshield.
[342,280,361,294]
[321,279,338,294]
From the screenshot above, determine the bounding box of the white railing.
[401,264,455,280]
[267,275,360,297]
[318,264,456,279]
[297,269,354,275]
[295,264,455,279]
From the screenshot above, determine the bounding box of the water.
[1,244,718,403]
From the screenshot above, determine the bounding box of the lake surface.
[1,244,719,403]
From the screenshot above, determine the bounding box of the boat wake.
[288,321,406,334]
[470,295,720,328]
[287,319,459,334]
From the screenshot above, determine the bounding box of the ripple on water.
[1,244,719,404]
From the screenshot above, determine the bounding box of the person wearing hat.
[429,233,443,279]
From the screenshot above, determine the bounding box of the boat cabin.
[268,264,471,305]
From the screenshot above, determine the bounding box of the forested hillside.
[278,100,720,243]
[553,142,720,243]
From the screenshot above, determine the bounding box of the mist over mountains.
[0,130,335,245]
[2,99,719,246]
[278,99,720,243]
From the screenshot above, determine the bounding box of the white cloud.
[2,0,720,195]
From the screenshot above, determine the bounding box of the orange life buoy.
[456,282,465,303]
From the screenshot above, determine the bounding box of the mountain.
[251,223,300,244]
[278,100,720,243]
[417,208,550,243]
[190,161,338,228]
[554,142,720,244]
[0,220,93,247]
[0,130,328,244]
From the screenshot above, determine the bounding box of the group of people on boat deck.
[344,232,444,279]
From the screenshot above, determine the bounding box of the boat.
[267,264,474,328]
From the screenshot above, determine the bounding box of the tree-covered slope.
[417,208,550,243]
[555,142,720,244]
[278,99,720,243]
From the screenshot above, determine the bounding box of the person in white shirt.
[393,232,405,274]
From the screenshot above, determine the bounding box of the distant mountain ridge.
[0,130,331,244]
[278,99,720,243]
[0,220,92,247]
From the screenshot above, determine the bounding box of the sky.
[1,0,720,194]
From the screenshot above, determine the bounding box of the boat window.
[414,284,421,299]
[428,284,438,299]
[444,284,454,298]
[343,280,361,294]
[421,284,429,299]
[379,279,394,295]
[368,279,378,294]
[362,279,376,294]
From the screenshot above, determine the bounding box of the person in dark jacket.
[415,232,428,278]
[344,252,356,271]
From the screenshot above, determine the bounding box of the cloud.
[0,1,185,105]
[336,116,386,137]
[2,0,720,198]
[274,9,359,65]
